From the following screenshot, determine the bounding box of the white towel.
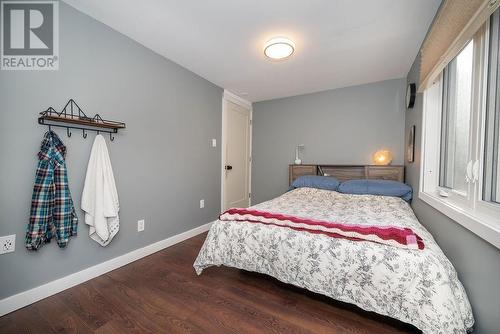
[81,134,119,246]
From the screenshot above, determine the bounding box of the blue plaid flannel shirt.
[26,131,78,250]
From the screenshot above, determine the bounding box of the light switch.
[137,219,145,232]
[212,139,217,147]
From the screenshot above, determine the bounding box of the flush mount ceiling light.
[264,37,295,60]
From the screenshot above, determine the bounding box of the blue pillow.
[291,175,340,191]
[337,179,413,202]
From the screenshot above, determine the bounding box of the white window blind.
[419,0,499,92]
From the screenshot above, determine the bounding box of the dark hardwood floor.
[0,233,419,333]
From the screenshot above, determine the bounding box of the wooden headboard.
[289,164,404,186]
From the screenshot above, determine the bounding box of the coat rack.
[38,99,126,141]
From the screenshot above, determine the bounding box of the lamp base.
[294,159,302,165]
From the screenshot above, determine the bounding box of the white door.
[223,99,251,210]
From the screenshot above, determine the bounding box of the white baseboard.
[0,222,212,317]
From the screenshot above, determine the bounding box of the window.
[439,41,474,195]
[421,8,500,249]
[483,9,500,204]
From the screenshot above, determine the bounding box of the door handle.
[225,165,233,170]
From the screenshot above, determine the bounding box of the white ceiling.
[63,0,441,102]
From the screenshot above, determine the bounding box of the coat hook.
[109,132,115,141]
[82,129,87,139]
[67,127,72,137]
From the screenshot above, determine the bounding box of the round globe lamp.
[373,150,393,165]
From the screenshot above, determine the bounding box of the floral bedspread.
[193,188,474,333]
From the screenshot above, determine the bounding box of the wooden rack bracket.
[38,99,126,141]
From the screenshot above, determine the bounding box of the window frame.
[483,9,500,205]
[420,19,500,249]
[438,41,474,201]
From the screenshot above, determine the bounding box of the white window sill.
[418,191,500,249]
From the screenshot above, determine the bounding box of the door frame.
[221,89,253,212]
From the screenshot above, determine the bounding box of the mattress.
[194,187,474,333]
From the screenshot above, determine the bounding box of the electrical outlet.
[137,219,145,232]
[0,235,15,255]
[200,199,205,208]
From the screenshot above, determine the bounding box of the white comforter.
[194,188,474,333]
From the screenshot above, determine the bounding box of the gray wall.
[405,54,500,333]
[252,78,406,204]
[0,2,222,299]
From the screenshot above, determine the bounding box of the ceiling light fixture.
[264,37,295,60]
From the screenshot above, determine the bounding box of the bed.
[194,165,474,333]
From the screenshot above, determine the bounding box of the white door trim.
[221,90,253,212]
[223,90,252,109]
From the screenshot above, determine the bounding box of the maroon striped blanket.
[220,208,424,250]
